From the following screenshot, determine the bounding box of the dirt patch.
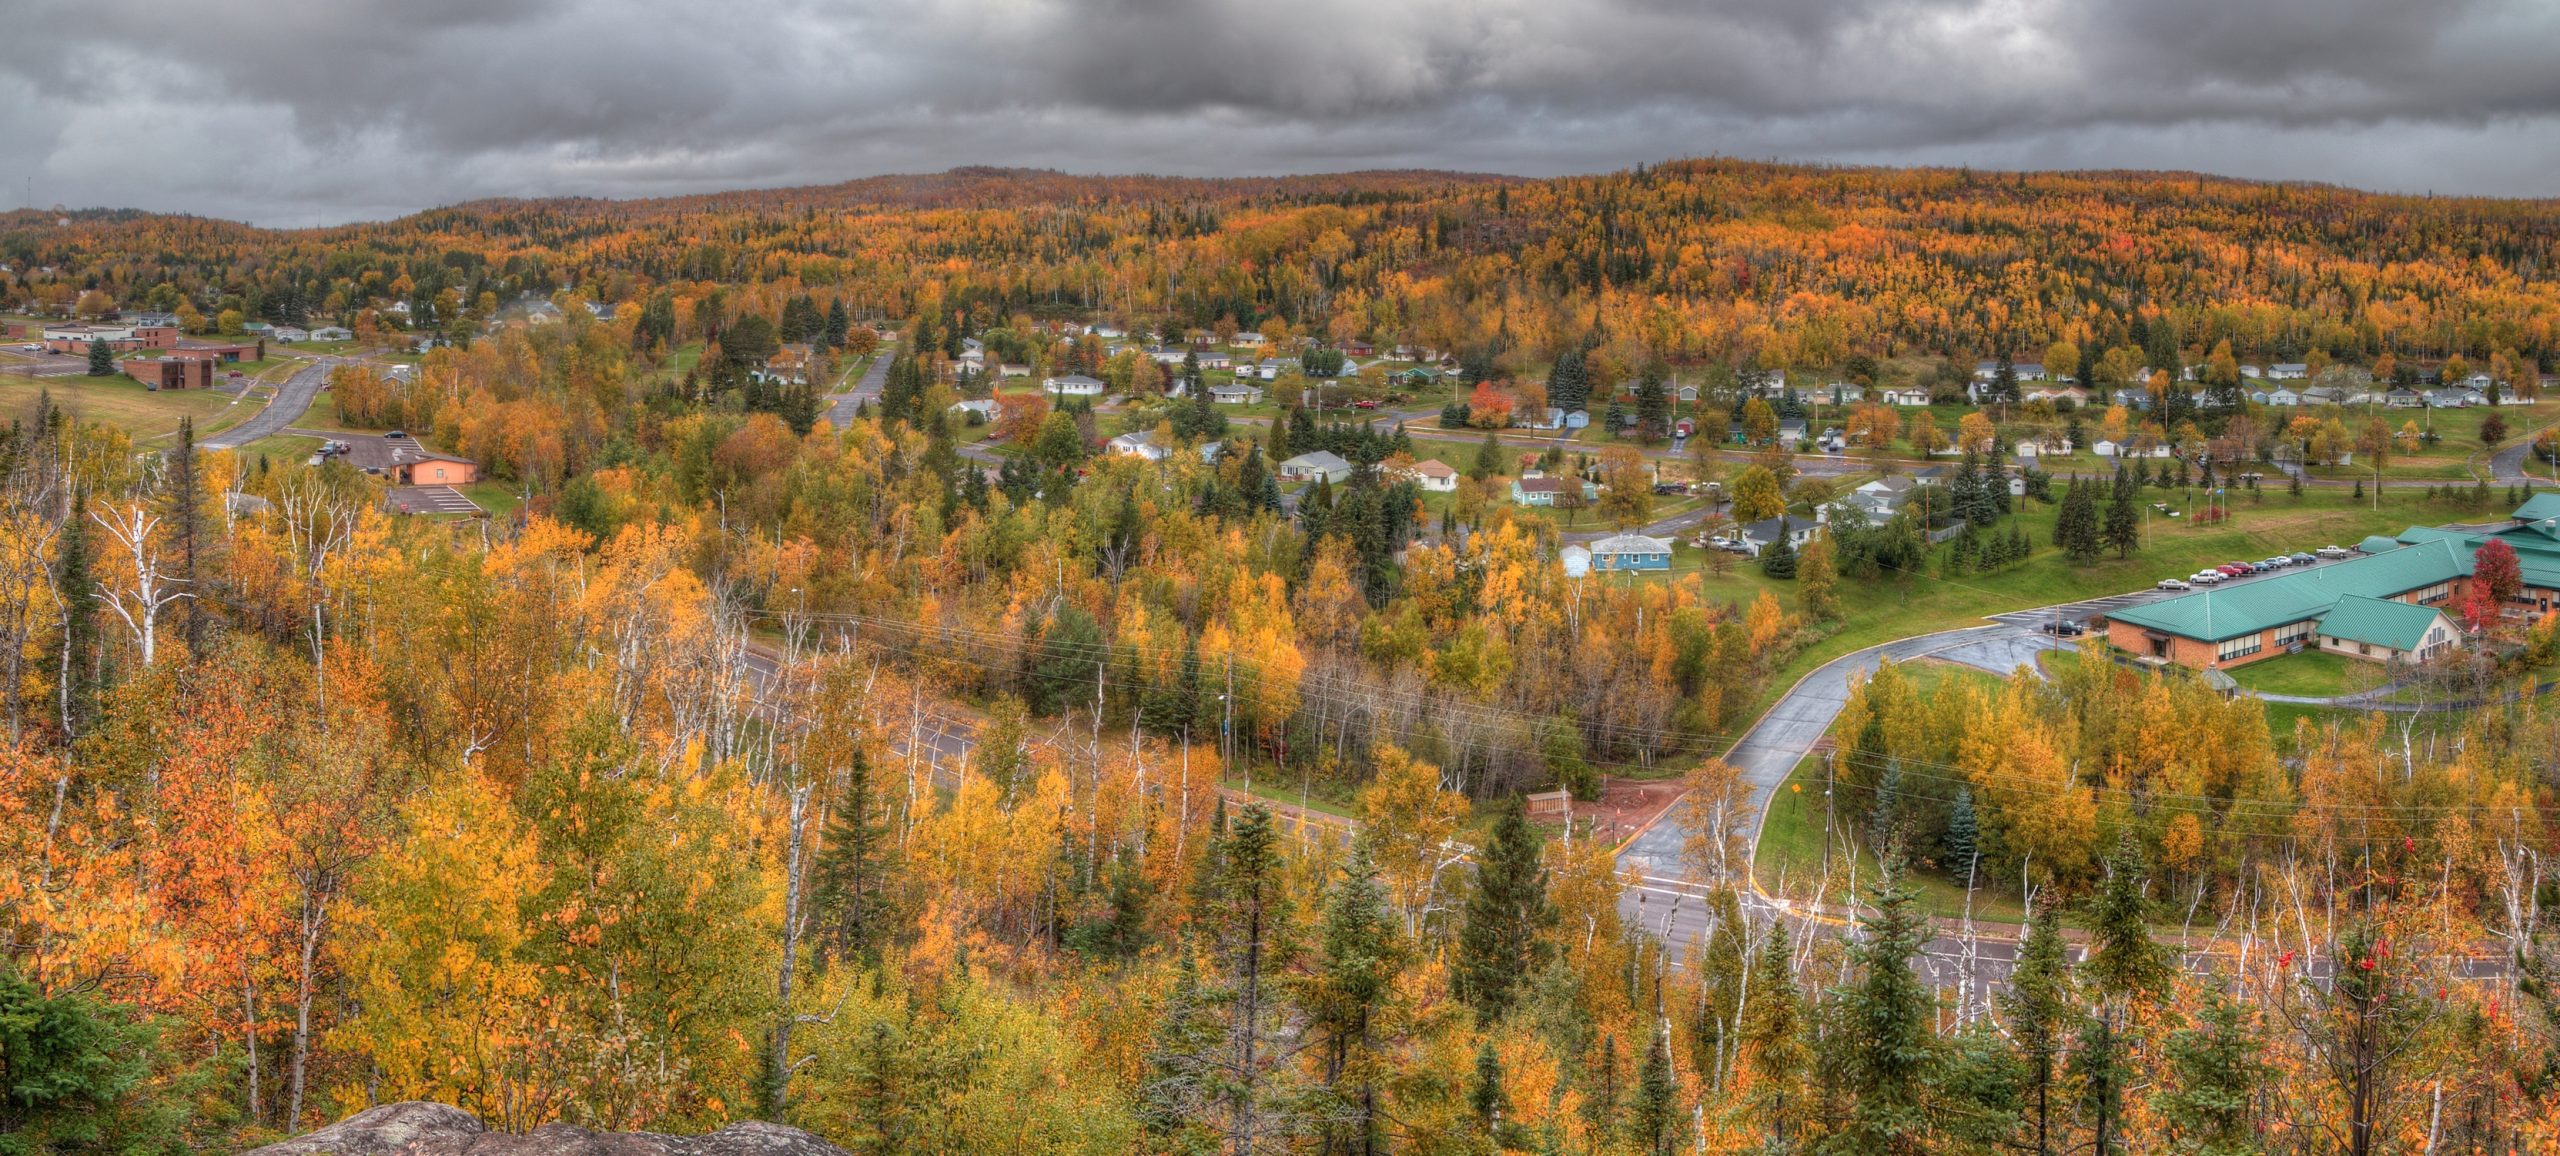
[1547,775,1688,847]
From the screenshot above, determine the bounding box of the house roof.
[1284,450,1351,472]
[2318,595,2447,651]
[1407,459,1456,478]
[1513,476,1572,493]
[2106,538,2470,642]
[1742,515,1803,543]
[1591,534,1672,556]
[1049,374,1103,387]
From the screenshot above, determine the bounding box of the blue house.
[1589,533,1673,571]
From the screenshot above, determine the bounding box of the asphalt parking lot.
[386,485,481,516]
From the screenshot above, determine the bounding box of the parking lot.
[1987,549,2362,633]
[386,485,481,516]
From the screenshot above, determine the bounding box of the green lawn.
[461,481,524,519]
[1753,754,2030,925]
[2227,649,2367,698]
[0,374,245,443]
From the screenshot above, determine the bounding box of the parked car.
[2157,578,2191,591]
[1352,399,1377,409]
[2316,545,2353,559]
[2039,619,2089,636]
[2218,563,2251,576]
[2289,552,2318,564]
[384,430,408,440]
[2262,556,2292,568]
[1652,482,1689,495]
[2190,571,2225,585]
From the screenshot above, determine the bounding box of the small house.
[1402,459,1459,493]
[309,326,352,342]
[2265,387,2301,406]
[1209,382,1264,405]
[1510,475,1597,507]
[1735,515,1819,557]
[1107,431,1168,462]
[1280,451,1353,484]
[1044,374,1106,398]
[271,326,310,343]
[1589,534,1673,572]
[2269,363,2309,380]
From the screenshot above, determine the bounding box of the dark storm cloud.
[4,0,2557,226]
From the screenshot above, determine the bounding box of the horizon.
[8,0,2560,228]
[14,156,2556,233]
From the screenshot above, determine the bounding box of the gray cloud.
[4,0,2557,227]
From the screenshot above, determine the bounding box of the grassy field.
[0,374,247,443]
[461,481,524,519]
[2226,649,2369,697]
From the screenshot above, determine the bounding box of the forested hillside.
[5,162,2560,1153]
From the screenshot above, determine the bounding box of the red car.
[2218,563,2251,576]
[1352,399,1378,409]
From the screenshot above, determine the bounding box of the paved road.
[203,357,334,451]
[2490,426,2559,484]
[823,345,893,429]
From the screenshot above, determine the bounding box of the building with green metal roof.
[2315,595,2457,662]
[2100,497,2560,669]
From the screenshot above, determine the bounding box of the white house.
[1230,330,1265,347]
[997,363,1032,378]
[1107,431,1168,462]
[1044,374,1106,398]
[949,398,999,421]
[1280,450,1353,483]
[1401,459,1459,492]
[1209,383,1264,405]
[2265,387,2302,406]
[271,326,310,343]
[2269,363,2309,380]
[310,326,353,342]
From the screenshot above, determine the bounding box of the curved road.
[203,357,337,451]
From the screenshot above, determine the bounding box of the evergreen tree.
[1689,887,1748,1090]
[1136,948,1228,1150]
[810,745,889,961]
[2001,905,2078,1156]
[86,337,113,376]
[0,963,192,1151]
[1452,795,1554,1024]
[823,298,849,350]
[1760,523,1798,578]
[1816,866,1935,1154]
[51,489,101,738]
[1471,432,1503,482]
[161,417,206,656]
[1583,1033,1621,1142]
[1630,1023,1678,1156]
[1469,1038,1507,1138]
[1634,366,1671,442]
[1743,922,1809,1145]
[2054,480,2102,563]
[1213,804,1286,1153]
[1942,786,1978,872]
[1303,844,1402,1156]
[1549,347,1590,414]
[2156,984,2267,1154]
[2078,838,2168,1156]
[1798,535,1842,621]
[2103,466,2142,559]
[1992,351,2019,404]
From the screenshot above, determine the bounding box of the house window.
[2216,633,2263,662]
[2411,583,2452,605]
[2274,620,2314,646]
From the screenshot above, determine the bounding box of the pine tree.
[1634,367,1671,442]
[1213,804,1285,1154]
[1303,843,1401,1156]
[162,417,205,656]
[1689,887,1748,1089]
[1548,347,1590,413]
[1992,351,2019,404]
[1452,795,1553,1024]
[811,746,889,961]
[1742,922,1808,1145]
[1583,1033,1621,1141]
[1136,949,1229,1150]
[51,489,101,738]
[2156,984,2266,1154]
[1471,431,1503,482]
[2078,838,2168,1156]
[2103,466,2142,559]
[1760,523,1798,578]
[1469,1038,1507,1137]
[1817,865,1936,1153]
[2002,905,2078,1156]
[1942,786,1978,872]
[87,337,113,376]
[1630,1022,1678,1155]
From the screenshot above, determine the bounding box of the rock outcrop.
[243,1102,849,1156]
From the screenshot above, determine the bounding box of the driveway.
[203,357,333,450]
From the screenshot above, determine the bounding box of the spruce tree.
[1630,1023,1678,1155]
[1742,922,1808,1145]
[1136,948,1227,1147]
[1214,804,1284,1153]
[1470,1038,1507,1137]
[1760,524,1798,578]
[2103,466,2142,559]
[2156,984,2267,1153]
[1304,843,1400,1156]
[1818,865,1936,1153]
[811,745,889,961]
[162,417,205,656]
[51,490,100,738]
[1452,795,1554,1024]
[1689,887,1749,1089]
[86,337,113,376]
[2054,480,2101,563]
[1471,432,1503,482]
[2001,904,2078,1156]
[2078,838,2168,1156]
[1942,786,1979,872]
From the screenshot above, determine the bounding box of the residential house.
[2386,389,2425,409]
[1400,459,1459,492]
[2301,386,2346,405]
[2240,364,2265,379]
[997,363,1032,378]
[2269,363,2309,380]
[756,344,816,385]
[1106,431,1168,462]
[271,326,310,343]
[310,326,352,342]
[2427,388,2487,409]
[1589,534,1673,571]
[1044,374,1106,398]
[949,398,999,422]
[1279,450,1354,484]
[1734,515,1820,557]
[1875,387,1930,406]
[1230,330,1264,347]
[1209,382,1264,405]
[1193,351,1233,370]
[2265,387,2302,406]
[1145,346,1190,366]
[1776,418,1809,447]
[1510,474,1598,507]
[1256,359,1289,381]
[2024,385,2089,407]
[2093,438,2171,459]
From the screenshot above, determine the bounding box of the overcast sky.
[5,0,2557,227]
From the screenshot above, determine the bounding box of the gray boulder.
[243,1102,848,1156]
